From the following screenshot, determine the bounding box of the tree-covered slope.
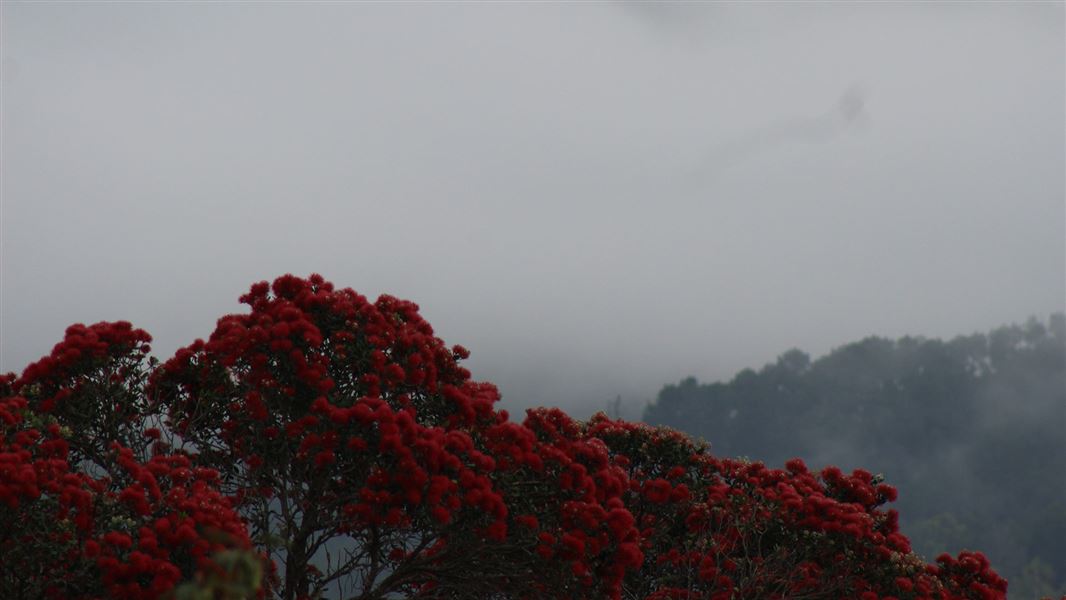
[644,315,1066,598]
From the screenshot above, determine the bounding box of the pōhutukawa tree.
[2,274,1016,600]
[2,324,255,600]
[150,275,639,599]
[584,414,1007,599]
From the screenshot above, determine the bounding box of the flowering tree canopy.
[1,274,1027,600]
[1,324,253,600]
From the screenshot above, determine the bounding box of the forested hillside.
[644,315,1066,598]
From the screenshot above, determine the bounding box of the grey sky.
[2,2,1063,418]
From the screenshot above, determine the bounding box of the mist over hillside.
[2,3,1062,597]
[643,315,1066,598]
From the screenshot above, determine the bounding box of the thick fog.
[2,2,1063,418]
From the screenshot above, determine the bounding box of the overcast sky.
[2,2,1063,418]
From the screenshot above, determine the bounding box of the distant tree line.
[645,315,1066,598]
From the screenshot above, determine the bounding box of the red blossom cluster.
[150,274,640,598]
[14,320,156,469]
[1,274,1015,600]
[582,414,1008,600]
[1,373,252,599]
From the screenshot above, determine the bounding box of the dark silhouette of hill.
[644,315,1066,598]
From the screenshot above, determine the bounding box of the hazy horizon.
[3,2,1063,419]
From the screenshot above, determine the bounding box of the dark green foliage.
[644,314,1066,596]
